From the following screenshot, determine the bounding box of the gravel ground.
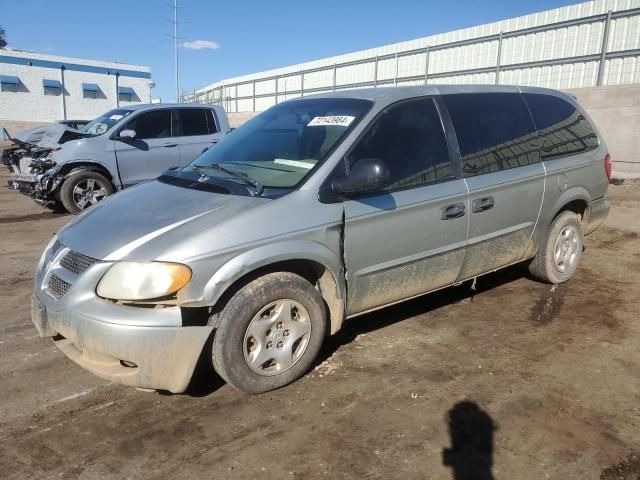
[0,169,639,480]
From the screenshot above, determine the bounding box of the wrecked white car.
[2,103,229,213]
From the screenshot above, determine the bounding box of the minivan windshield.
[184,98,372,189]
[80,109,134,136]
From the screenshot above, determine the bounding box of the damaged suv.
[2,103,229,213]
[31,86,610,394]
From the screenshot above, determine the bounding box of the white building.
[183,0,640,113]
[0,49,152,131]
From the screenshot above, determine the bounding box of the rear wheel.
[528,210,584,284]
[211,272,326,394]
[59,170,114,214]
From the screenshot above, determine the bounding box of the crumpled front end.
[2,145,63,206]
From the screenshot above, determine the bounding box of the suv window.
[522,93,599,160]
[347,98,452,191]
[442,93,539,177]
[125,110,172,139]
[179,108,217,136]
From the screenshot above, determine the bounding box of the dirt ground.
[0,169,639,480]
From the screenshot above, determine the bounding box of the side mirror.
[332,158,391,196]
[119,129,136,140]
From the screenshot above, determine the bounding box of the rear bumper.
[32,293,212,393]
[586,197,610,235]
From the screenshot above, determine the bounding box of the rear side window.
[179,108,217,136]
[522,93,599,160]
[442,93,539,177]
[348,98,453,191]
[125,110,172,139]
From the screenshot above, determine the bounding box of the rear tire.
[211,272,326,394]
[59,170,114,214]
[528,210,584,284]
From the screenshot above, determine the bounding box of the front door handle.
[161,142,178,148]
[441,203,466,220]
[472,196,495,213]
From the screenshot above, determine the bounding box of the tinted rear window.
[179,108,212,136]
[442,93,539,177]
[523,93,599,160]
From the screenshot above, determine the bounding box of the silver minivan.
[31,85,610,394]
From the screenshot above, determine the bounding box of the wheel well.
[209,259,344,335]
[556,199,590,224]
[57,163,115,187]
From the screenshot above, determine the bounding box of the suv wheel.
[528,210,584,284]
[59,170,114,214]
[211,272,326,394]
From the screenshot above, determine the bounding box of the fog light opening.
[120,360,138,368]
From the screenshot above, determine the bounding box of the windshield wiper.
[193,163,263,196]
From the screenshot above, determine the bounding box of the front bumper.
[32,248,212,393]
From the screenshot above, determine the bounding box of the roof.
[119,102,217,111]
[297,84,570,103]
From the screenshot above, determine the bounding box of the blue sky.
[1,0,579,102]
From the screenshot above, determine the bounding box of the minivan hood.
[15,124,90,149]
[57,180,270,261]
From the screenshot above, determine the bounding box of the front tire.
[59,170,114,214]
[528,210,584,284]
[212,272,326,394]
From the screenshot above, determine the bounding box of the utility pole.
[167,0,185,102]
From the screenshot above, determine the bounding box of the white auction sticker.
[307,115,355,127]
[109,115,123,121]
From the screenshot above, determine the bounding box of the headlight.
[97,262,192,301]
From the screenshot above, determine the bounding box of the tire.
[212,272,326,394]
[528,210,584,284]
[59,170,114,214]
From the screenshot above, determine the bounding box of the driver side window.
[124,110,172,140]
[347,98,452,191]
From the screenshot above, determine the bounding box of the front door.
[341,97,469,315]
[114,108,180,187]
[440,92,545,280]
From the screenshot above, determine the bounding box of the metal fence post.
[234,84,238,112]
[373,55,379,87]
[495,31,503,84]
[115,72,120,108]
[301,70,305,96]
[394,51,399,86]
[252,80,256,112]
[597,10,613,86]
[424,46,430,84]
[333,63,337,91]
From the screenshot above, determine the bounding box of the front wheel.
[528,210,584,284]
[59,170,114,214]
[211,272,326,394]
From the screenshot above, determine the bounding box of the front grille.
[60,250,98,275]
[48,273,71,298]
[51,239,62,256]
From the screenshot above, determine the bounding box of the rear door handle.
[472,196,495,213]
[161,142,178,148]
[440,202,466,220]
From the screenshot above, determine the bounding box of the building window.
[118,86,136,102]
[43,79,62,96]
[0,75,20,93]
[82,83,101,99]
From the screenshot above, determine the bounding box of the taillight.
[604,153,612,181]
